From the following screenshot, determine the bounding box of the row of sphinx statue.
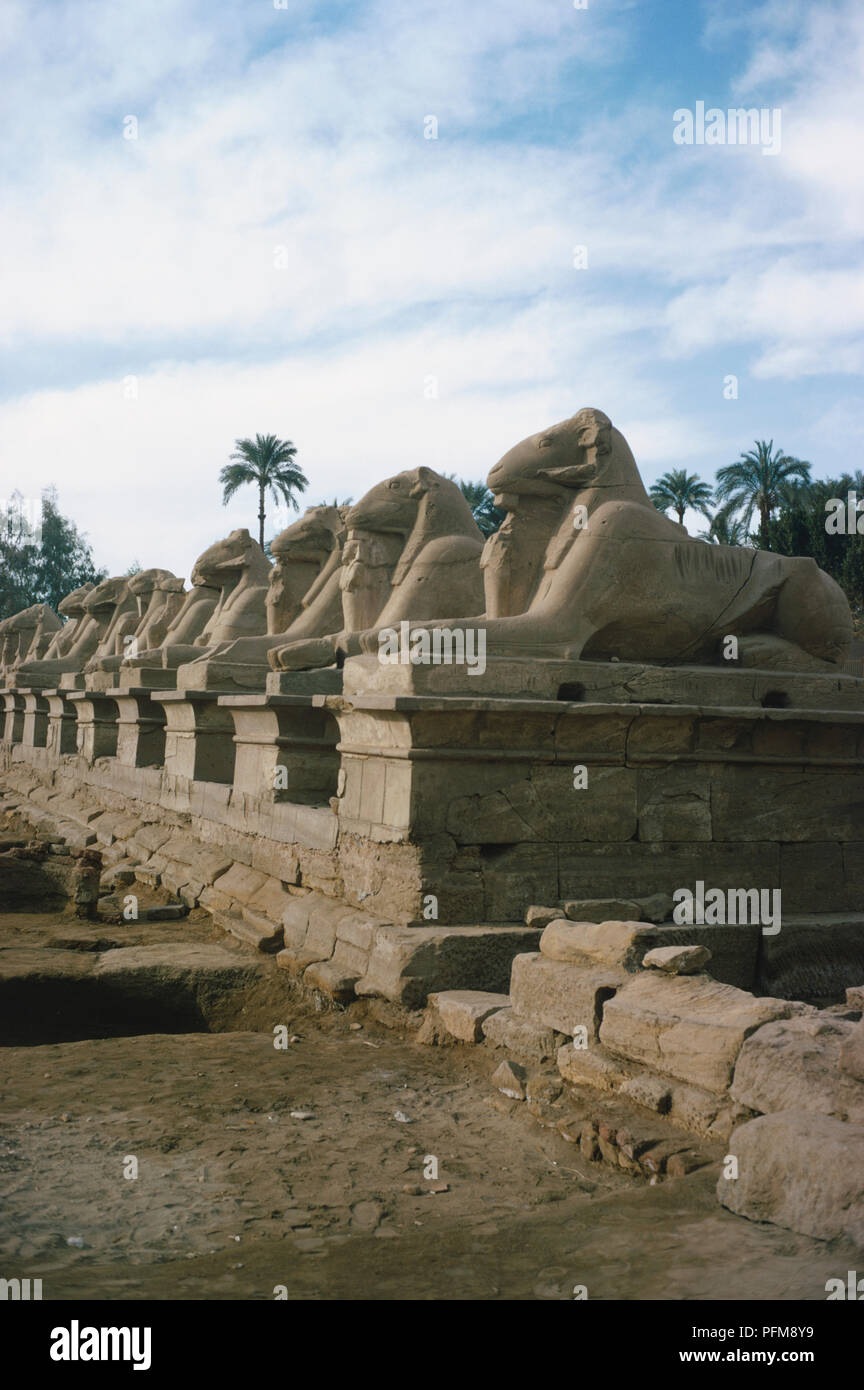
[0,408,854,692]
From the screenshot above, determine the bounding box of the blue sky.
[0,0,862,574]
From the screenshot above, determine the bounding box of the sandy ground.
[1,906,860,1302]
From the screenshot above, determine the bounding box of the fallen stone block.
[539,919,649,969]
[525,1069,563,1104]
[846,984,864,1012]
[491,1059,527,1100]
[619,1073,672,1113]
[732,1015,864,1123]
[303,959,358,1003]
[481,1007,564,1062]
[213,907,283,954]
[720,1111,864,1245]
[428,989,510,1043]
[510,950,625,1037]
[599,971,799,1095]
[557,1041,631,1092]
[642,945,712,975]
[525,904,561,928]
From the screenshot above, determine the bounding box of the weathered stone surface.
[510,951,625,1038]
[356,926,539,1008]
[618,1074,672,1113]
[480,1006,564,1062]
[732,1016,864,1123]
[539,920,648,968]
[600,972,799,1095]
[642,945,712,975]
[428,989,510,1043]
[557,1041,631,1092]
[840,1018,864,1084]
[303,958,358,1002]
[491,1059,527,1100]
[525,904,560,928]
[846,984,864,1011]
[562,898,644,923]
[720,1111,864,1245]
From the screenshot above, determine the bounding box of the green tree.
[219,434,308,548]
[715,440,811,545]
[649,469,713,528]
[455,480,505,537]
[698,504,751,546]
[0,489,105,619]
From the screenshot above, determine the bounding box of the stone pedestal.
[219,692,340,806]
[69,691,119,760]
[153,691,236,784]
[109,687,167,768]
[2,692,25,743]
[327,656,864,926]
[21,691,50,748]
[45,690,79,755]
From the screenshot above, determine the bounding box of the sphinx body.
[120,529,270,678]
[12,577,137,686]
[357,407,852,672]
[268,468,485,671]
[88,569,186,674]
[0,604,63,676]
[174,507,349,686]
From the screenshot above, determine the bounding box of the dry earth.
[1,905,860,1302]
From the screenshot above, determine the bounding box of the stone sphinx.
[0,603,62,676]
[12,577,137,686]
[121,529,270,685]
[88,568,186,676]
[359,407,852,672]
[40,584,96,662]
[174,505,348,689]
[269,468,485,671]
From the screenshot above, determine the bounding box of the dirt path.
[1,908,859,1301]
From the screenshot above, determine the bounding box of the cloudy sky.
[0,0,862,577]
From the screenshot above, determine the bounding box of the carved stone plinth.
[68,691,120,761]
[152,691,236,784]
[44,690,78,755]
[219,692,340,806]
[108,687,167,768]
[2,691,25,743]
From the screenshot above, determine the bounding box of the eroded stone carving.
[0,603,62,675]
[12,577,136,686]
[175,506,349,687]
[359,408,852,671]
[88,569,186,674]
[269,468,484,671]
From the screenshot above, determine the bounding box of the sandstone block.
[720,1111,864,1245]
[539,920,648,969]
[428,990,510,1043]
[642,945,712,975]
[480,1007,564,1062]
[491,1059,527,1100]
[840,1018,864,1084]
[599,972,798,1094]
[510,951,625,1037]
[525,904,560,928]
[556,1041,631,1092]
[732,1016,864,1123]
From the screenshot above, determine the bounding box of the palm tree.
[714,440,811,545]
[456,480,505,537]
[649,470,714,528]
[219,434,308,548]
[698,504,750,546]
